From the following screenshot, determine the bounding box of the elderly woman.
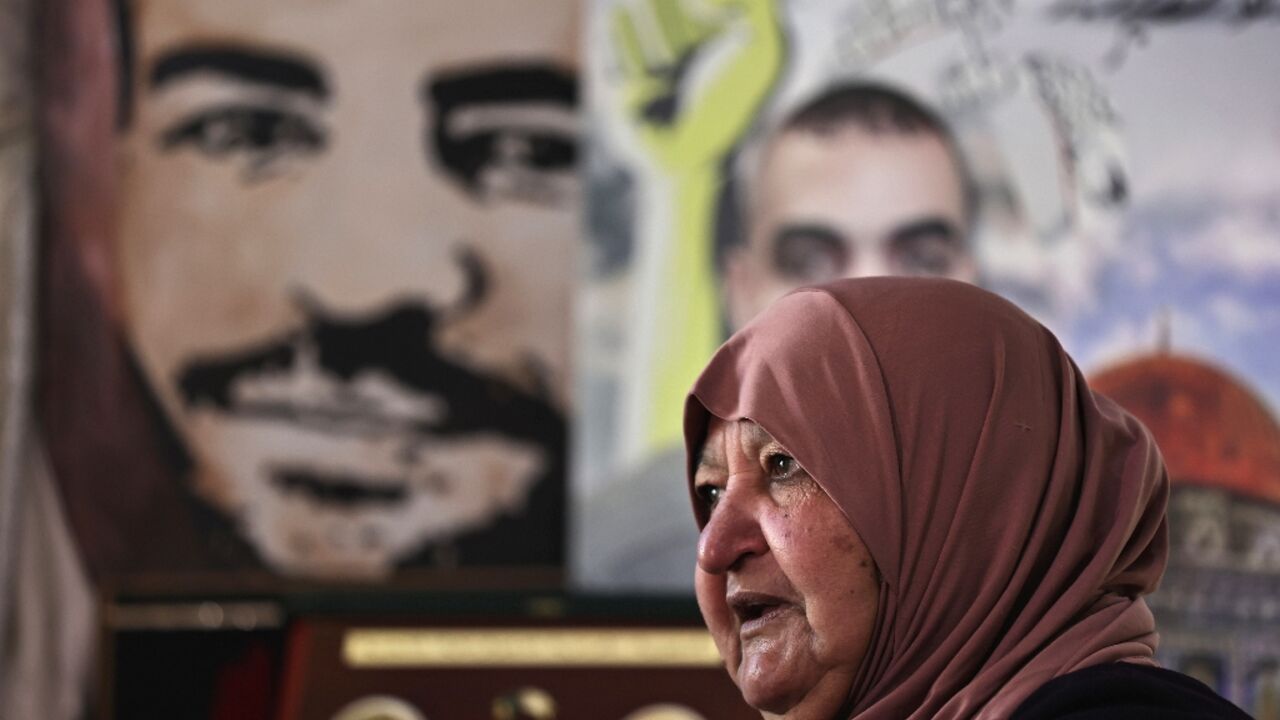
[685,278,1248,719]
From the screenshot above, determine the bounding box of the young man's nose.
[292,124,482,314]
[292,246,489,327]
[844,247,892,279]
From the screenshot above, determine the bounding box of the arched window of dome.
[1180,654,1225,694]
[1248,660,1280,720]
[1245,526,1280,573]
[1184,514,1229,566]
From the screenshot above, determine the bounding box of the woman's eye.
[695,484,724,510]
[159,105,326,164]
[765,453,798,480]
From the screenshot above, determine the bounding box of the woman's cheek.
[695,569,740,673]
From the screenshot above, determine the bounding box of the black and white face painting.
[116,0,579,577]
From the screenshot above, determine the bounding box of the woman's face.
[693,418,880,719]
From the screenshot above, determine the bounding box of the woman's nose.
[696,486,768,575]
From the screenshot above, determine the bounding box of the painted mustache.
[175,299,565,450]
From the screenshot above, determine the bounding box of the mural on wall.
[41,0,581,582]
[574,0,1280,713]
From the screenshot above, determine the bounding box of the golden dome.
[1090,354,1280,506]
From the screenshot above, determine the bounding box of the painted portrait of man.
[42,0,580,580]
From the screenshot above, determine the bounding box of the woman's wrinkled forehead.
[694,417,780,472]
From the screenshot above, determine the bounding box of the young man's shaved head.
[721,83,978,331]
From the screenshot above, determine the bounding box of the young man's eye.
[771,226,849,283]
[890,221,966,276]
[502,131,575,172]
[895,237,960,275]
[159,105,326,160]
[471,129,578,205]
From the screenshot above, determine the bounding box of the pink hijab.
[684,278,1168,719]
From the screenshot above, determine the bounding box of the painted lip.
[728,590,795,636]
[270,466,409,508]
[223,398,443,437]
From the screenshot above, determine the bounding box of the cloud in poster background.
[1170,210,1280,281]
[1070,196,1280,411]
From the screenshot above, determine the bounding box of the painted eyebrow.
[424,65,577,113]
[772,223,847,250]
[888,217,964,247]
[149,45,328,99]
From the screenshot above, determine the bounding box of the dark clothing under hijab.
[684,278,1170,719]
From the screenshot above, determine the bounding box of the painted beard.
[168,299,566,578]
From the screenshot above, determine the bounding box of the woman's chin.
[736,655,801,715]
[741,685,794,716]
[738,650,857,720]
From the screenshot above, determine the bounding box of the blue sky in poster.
[1072,194,1280,410]
[966,15,1280,416]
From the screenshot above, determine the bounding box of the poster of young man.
[41,0,581,584]
[575,2,1280,713]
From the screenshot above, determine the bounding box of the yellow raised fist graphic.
[610,0,784,172]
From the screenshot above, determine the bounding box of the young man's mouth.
[270,466,409,507]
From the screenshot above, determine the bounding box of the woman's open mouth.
[729,591,793,634]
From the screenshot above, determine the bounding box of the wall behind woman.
[0,0,35,671]
[574,1,1280,715]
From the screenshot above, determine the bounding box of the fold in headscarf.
[684,278,1168,720]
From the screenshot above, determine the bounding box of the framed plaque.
[102,592,756,720]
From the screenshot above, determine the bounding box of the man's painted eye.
[772,228,848,283]
[766,453,798,480]
[695,483,724,509]
[160,105,326,162]
[889,221,965,276]
[895,235,961,275]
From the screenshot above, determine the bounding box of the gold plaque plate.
[343,628,722,669]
